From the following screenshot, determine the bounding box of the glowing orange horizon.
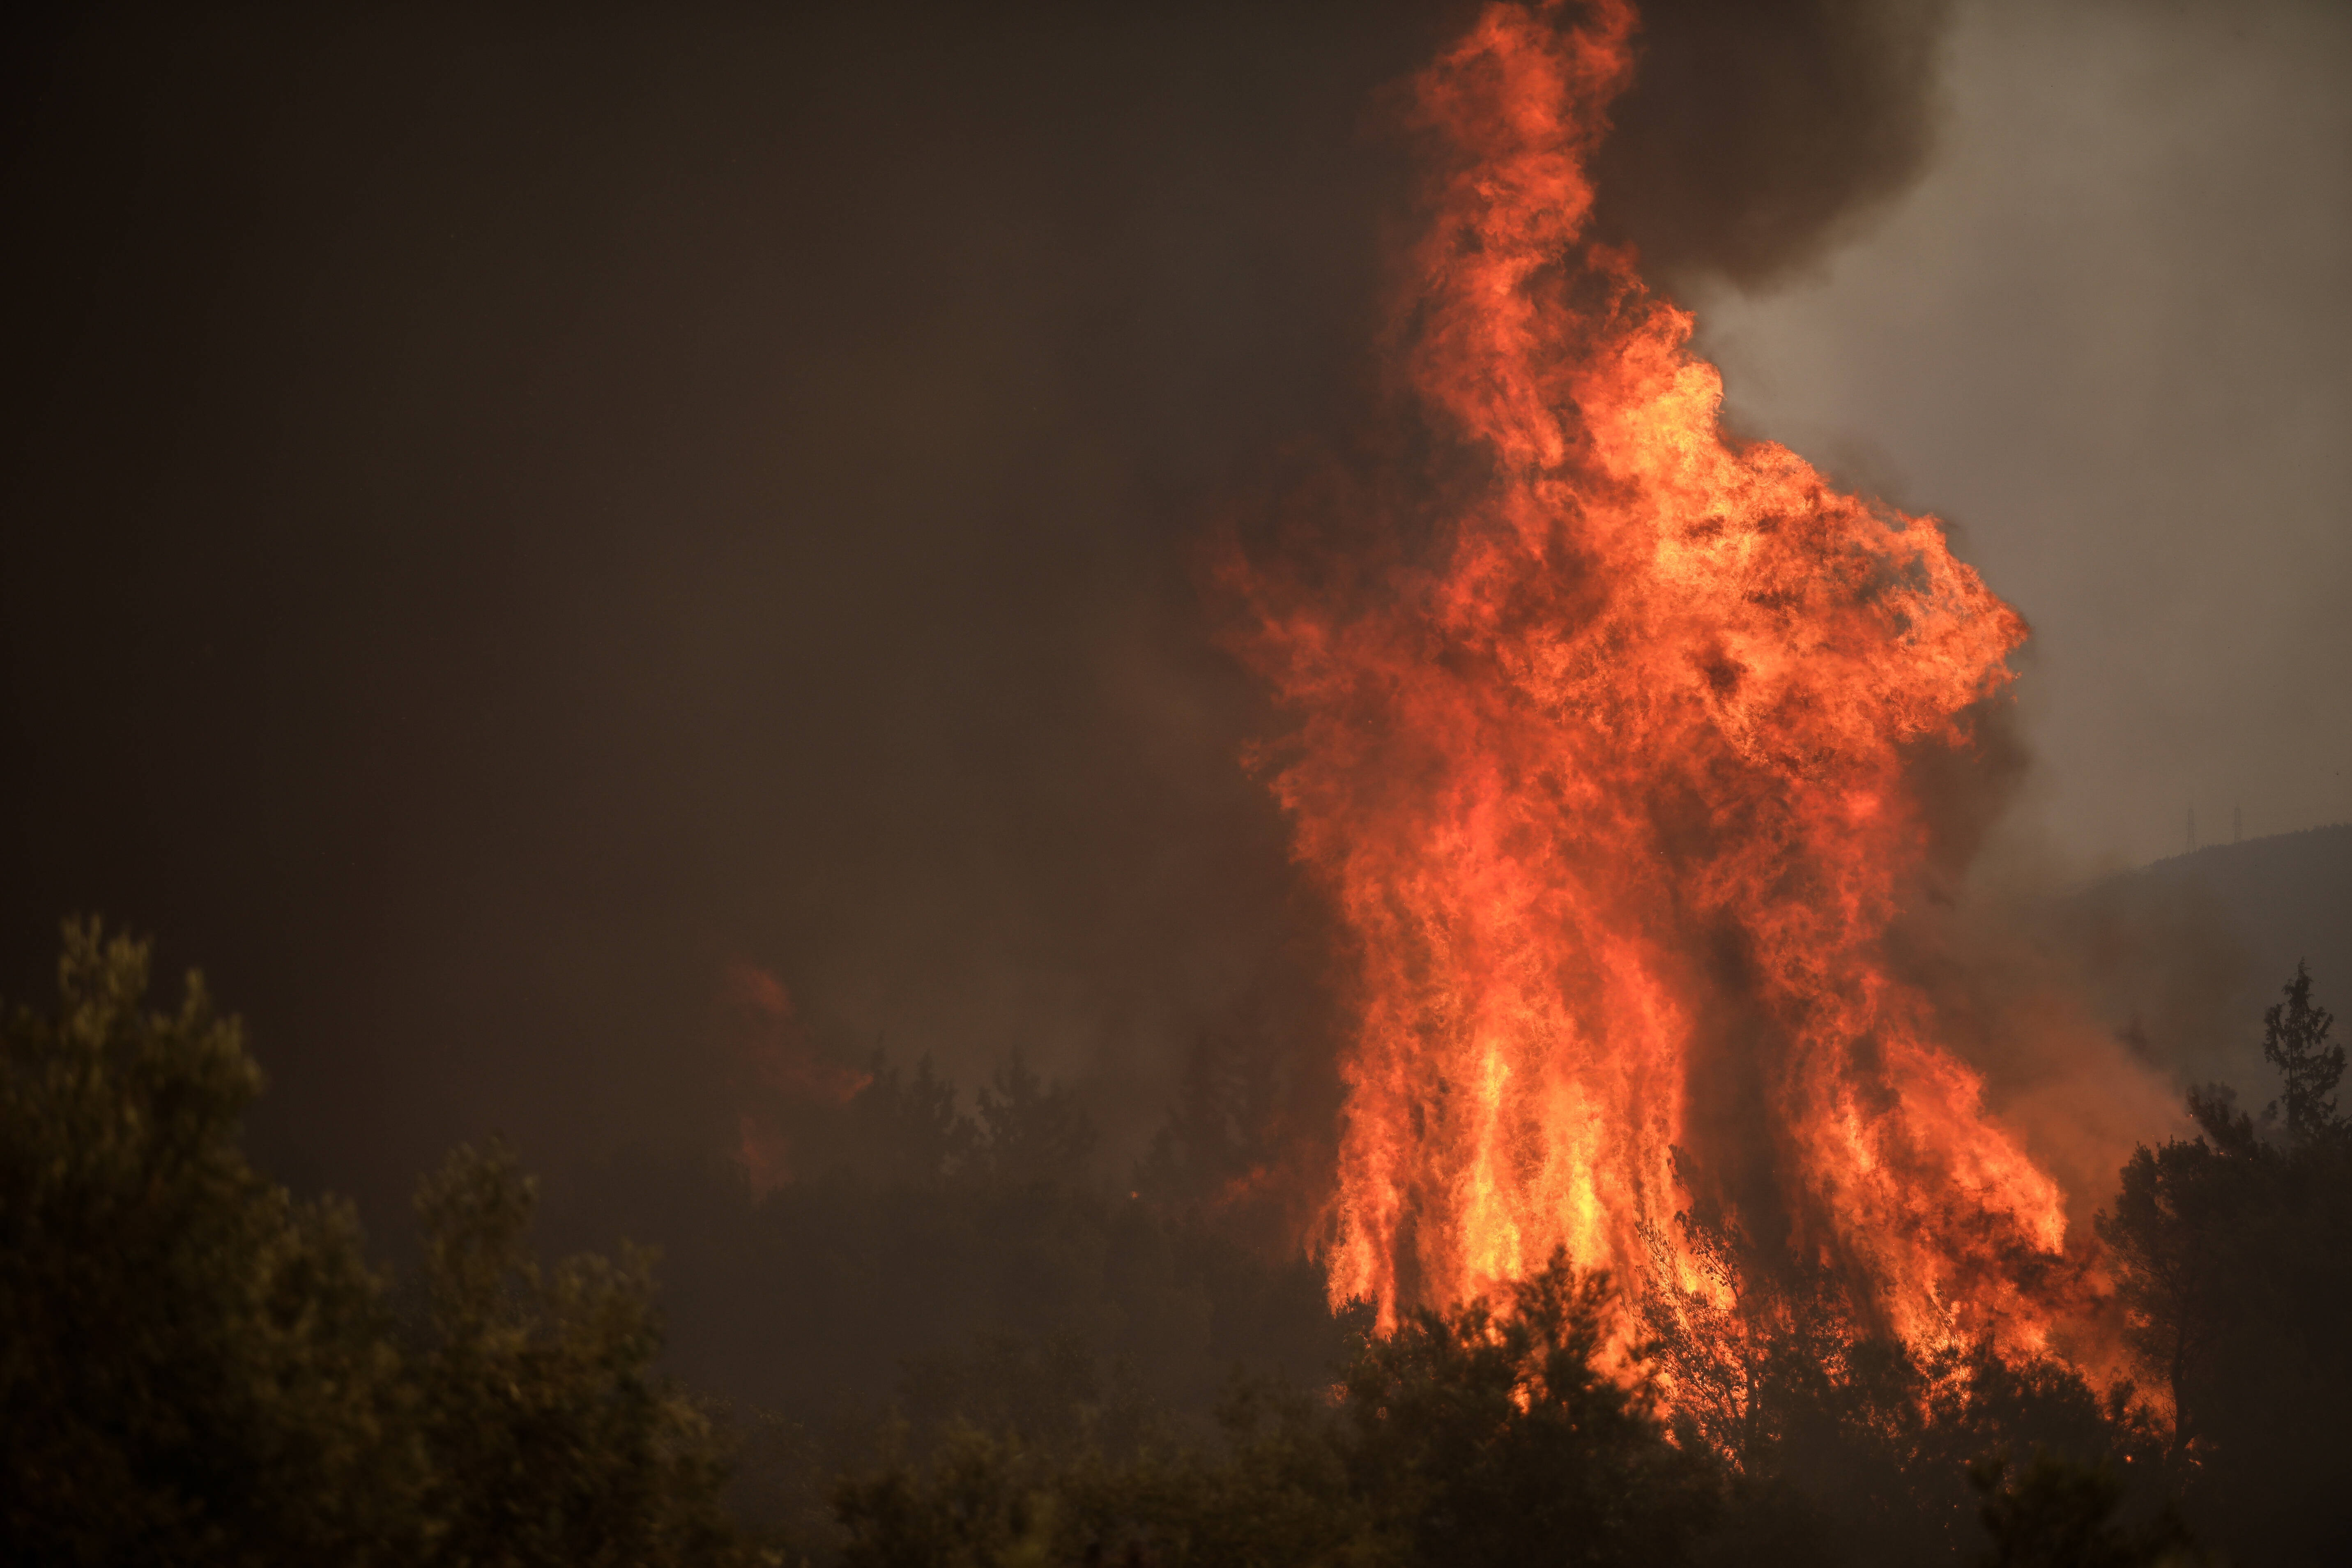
[1228,0,2072,1360]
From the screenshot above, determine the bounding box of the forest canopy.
[4,922,2347,1565]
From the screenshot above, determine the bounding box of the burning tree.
[2097,966,2352,1562]
[1226,0,2073,1365]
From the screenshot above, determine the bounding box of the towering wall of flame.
[1230,0,2071,1352]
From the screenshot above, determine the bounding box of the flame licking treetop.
[1229,0,2072,1361]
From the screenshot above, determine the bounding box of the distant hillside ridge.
[2064,822,2352,1099]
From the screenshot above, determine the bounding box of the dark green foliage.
[2261,961,2342,1144]
[1054,1384,1384,1567]
[847,1056,979,1189]
[2096,965,2352,1566]
[761,1052,980,1193]
[0,923,746,1568]
[1341,1259,1716,1567]
[598,1041,1357,1554]
[833,1257,1715,1568]
[820,1331,1385,1566]
[895,1332,1149,1464]
[974,1056,1098,1191]
[0,921,417,1565]
[548,1052,1353,1458]
[18,922,2352,1566]
[834,1429,1061,1568]
[1969,1454,2199,1568]
[2096,1087,2256,1455]
[1643,1214,2163,1568]
[1132,1027,1293,1227]
[413,1140,741,1568]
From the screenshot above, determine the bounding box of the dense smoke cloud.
[1595,0,1953,288]
[0,0,1443,1231]
[0,0,2207,1245]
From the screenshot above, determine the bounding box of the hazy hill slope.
[2065,822,2352,1098]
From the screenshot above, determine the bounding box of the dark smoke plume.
[1592,0,1955,290]
[0,0,1963,1241]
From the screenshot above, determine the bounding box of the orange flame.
[1228,0,2070,1360]
[723,961,872,1195]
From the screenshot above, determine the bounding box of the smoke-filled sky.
[2,0,2344,1229]
[1695,0,2352,873]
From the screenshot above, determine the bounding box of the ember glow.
[1230,0,2074,1358]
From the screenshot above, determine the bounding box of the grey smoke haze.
[1693,0,2352,873]
[1,0,2336,1234]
